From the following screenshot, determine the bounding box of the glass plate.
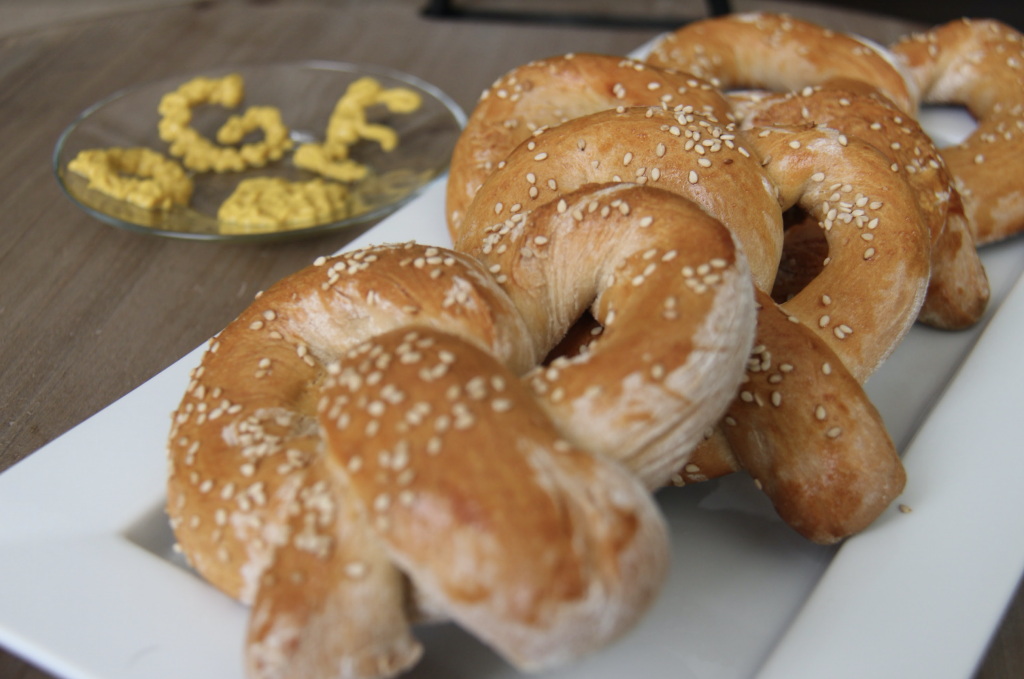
[52,61,466,242]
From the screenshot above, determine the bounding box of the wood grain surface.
[0,1,1019,678]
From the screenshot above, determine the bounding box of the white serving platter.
[3,43,1024,679]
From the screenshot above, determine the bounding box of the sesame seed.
[815,405,827,420]
[688,170,698,183]
[789,140,801,149]
[534,152,548,161]
[826,427,842,438]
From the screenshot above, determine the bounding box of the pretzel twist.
[451,100,925,542]
[167,174,757,674]
[646,13,916,115]
[892,18,1024,245]
[731,85,990,329]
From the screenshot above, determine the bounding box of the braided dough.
[892,18,1024,246]
[646,13,916,115]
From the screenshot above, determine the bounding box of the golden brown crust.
[456,105,783,293]
[319,327,669,670]
[745,124,931,382]
[458,182,758,487]
[892,19,1024,245]
[447,53,734,240]
[646,12,915,114]
[682,289,906,544]
[731,85,990,329]
[167,219,755,675]
[167,243,546,677]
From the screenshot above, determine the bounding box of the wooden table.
[0,1,1019,678]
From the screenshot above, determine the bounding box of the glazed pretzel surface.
[646,12,916,115]
[893,18,1024,246]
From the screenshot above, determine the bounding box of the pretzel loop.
[892,18,1024,246]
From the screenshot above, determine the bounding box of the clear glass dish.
[52,61,466,242]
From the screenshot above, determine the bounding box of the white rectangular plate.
[3,42,1024,679]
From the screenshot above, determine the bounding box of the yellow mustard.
[217,177,349,234]
[68,147,193,210]
[158,74,293,173]
[294,76,422,181]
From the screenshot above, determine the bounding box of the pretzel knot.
[166,176,757,677]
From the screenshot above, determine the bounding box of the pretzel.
[892,18,1024,246]
[451,103,926,542]
[446,53,735,242]
[167,213,755,676]
[646,13,916,115]
[731,84,990,329]
[456,181,757,486]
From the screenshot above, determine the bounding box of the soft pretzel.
[892,18,1024,245]
[457,181,757,487]
[446,52,735,241]
[646,13,916,115]
[731,84,990,329]
[452,104,924,541]
[167,215,755,676]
